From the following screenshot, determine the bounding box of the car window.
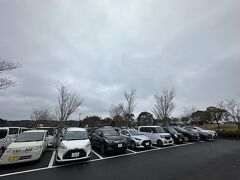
[153,127,165,133]
[63,131,88,140]
[9,128,19,135]
[0,129,8,139]
[102,129,119,136]
[15,132,45,142]
[129,129,143,136]
[121,130,128,135]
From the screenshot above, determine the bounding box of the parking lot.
[0,139,240,180]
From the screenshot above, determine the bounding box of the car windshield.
[15,132,44,142]
[63,131,88,140]
[174,127,189,133]
[102,129,119,136]
[129,129,143,136]
[154,127,165,133]
[166,127,178,134]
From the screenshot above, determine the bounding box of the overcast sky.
[0,0,240,120]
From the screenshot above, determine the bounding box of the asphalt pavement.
[1,139,240,180]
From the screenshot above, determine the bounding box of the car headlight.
[134,138,142,141]
[85,142,91,148]
[174,134,178,138]
[59,143,67,149]
[160,135,165,138]
[33,146,41,151]
[5,148,12,154]
[105,139,114,143]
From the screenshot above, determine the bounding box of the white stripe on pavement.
[91,150,104,159]
[126,149,137,153]
[48,150,56,168]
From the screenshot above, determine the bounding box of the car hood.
[155,133,171,136]
[62,139,89,149]
[9,141,43,148]
[104,135,125,141]
[132,135,149,140]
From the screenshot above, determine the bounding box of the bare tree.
[182,106,197,124]
[0,60,20,89]
[122,89,136,127]
[153,89,176,125]
[219,99,240,131]
[31,108,52,127]
[55,82,84,144]
[109,104,124,119]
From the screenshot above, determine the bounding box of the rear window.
[9,128,19,135]
[0,129,8,139]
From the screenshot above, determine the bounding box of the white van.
[138,126,174,147]
[0,127,31,156]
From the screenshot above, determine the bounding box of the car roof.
[138,126,160,128]
[66,127,86,132]
[23,130,47,133]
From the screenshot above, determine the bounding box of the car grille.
[165,135,171,140]
[141,140,151,146]
[20,155,32,160]
[63,149,86,159]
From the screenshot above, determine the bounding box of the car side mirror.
[151,131,154,133]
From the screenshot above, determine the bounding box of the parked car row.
[0,125,217,165]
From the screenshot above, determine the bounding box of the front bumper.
[135,140,151,148]
[56,146,91,162]
[162,139,174,146]
[105,142,127,152]
[0,151,42,165]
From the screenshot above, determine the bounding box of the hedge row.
[217,131,240,139]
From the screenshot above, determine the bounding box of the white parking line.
[91,150,104,159]
[48,150,56,168]
[0,142,197,178]
[127,149,137,153]
[151,145,160,149]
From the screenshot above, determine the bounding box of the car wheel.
[157,140,163,147]
[130,141,136,149]
[184,136,189,142]
[100,144,105,155]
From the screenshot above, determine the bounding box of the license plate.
[71,152,79,158]
[9,156,20,161]
[146,142,149,146]
[118,144,123,147]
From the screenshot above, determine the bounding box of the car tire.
[100,144,105,155]
[130,141,136,149]
[184,136,189,142]
[157,140,163,147]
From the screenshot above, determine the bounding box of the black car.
[91,128,127,154]
[172,126,200,142]
[183,127,214,141]
[163,126,184,144]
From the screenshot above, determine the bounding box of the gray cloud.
[0,0,240,120]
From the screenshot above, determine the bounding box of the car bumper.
[162,139,174,146]
[135,140,151,148]
[56,146,91,162]
[0,152,42,165]
[105,143,127,152]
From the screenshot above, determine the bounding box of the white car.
[0,130,48,165]
[138,126,174,147]
[56,128,91,163]
[36,127,57,146]
[0,127,31,157]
